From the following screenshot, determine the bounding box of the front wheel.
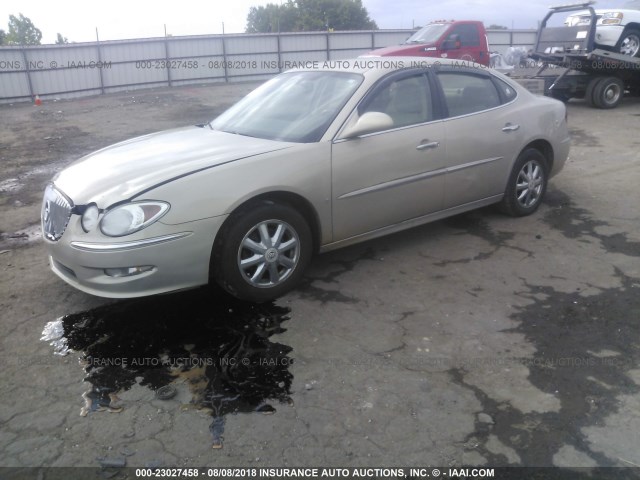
[616,29,640,57]
[213,203,312,302]
[499,149,549,217]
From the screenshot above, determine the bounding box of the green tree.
[55,33,69,44]
[0,29,6,45]
[487,24,508,30]
[5,13,42,45]
[297,0,376,31]
[246,2,297,33]
[246,0,377,33]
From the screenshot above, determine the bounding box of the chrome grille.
[42,184,73,241]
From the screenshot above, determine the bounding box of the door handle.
[416,141,440,151]
[502,123,520,132]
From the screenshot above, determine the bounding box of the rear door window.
[436,72,502,117]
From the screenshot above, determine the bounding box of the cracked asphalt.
[0,83,639,473]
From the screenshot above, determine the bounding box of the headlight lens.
[599,12,623,25]
[81,204,100,232]
[565,15,590,27]
[100,201,170,237]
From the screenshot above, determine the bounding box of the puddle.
[0,224,42,249]
[0,162,68,194]
[0,177,22,194]
[568,128,602,148]
[41,288,294,449]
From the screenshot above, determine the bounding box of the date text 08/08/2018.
[134,467,496,478]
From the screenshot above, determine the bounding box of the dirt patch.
[0,82,260,234]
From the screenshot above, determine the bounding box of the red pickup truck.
[364,20,491,66]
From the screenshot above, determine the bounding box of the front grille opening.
[42,184,73,241]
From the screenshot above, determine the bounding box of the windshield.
[405,23,449,44]
[210,71,363,143]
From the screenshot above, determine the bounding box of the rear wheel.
[500,148,548,217]
[585,76,604,108]
[592,76,625,109]
[616,29,640,57]
[213,202,312,302]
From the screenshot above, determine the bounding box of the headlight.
[565,15,589,27]
[566,16,580,27]
[100,201,170,237]
[81,204,100,232]
[599,12,623,25]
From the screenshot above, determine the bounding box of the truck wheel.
[499,148,548,217]
[616,29,640,57]
[585,77,604,108]
[593,76,625,109]
[212,202,312,302]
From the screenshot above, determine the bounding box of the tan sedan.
[42,58,570,301]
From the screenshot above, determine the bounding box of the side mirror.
[341,112,394,138]
[442,34,461,50]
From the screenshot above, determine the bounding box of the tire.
[592,76,625,109]
[499,148,549,217]
[212,202,312,302]
[616,28,640,57]
[585,76,604,108]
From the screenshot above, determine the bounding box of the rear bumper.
[551,135,571,178]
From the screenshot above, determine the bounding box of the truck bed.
[531,49,640,77]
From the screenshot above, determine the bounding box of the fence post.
[20,46,35,101]
[326,32,330,60]
[221,35,228,82]
[164,36,173,87]
[95,28,105,95]
[277,33,282,73]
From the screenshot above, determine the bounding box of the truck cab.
[363,20,490,66]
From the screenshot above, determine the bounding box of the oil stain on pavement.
[544,189,640,257]
[452,269,640,471]
[41,287,294,449]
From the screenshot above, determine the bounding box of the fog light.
[104,266,154,278]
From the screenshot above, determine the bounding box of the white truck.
[509,2,640,108]
[564,7,640,57]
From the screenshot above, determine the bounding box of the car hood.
[53,126,293,206]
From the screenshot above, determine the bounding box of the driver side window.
[446,24,480,47]
[360,74,433,130]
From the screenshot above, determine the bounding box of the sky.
[1,0,639,44]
